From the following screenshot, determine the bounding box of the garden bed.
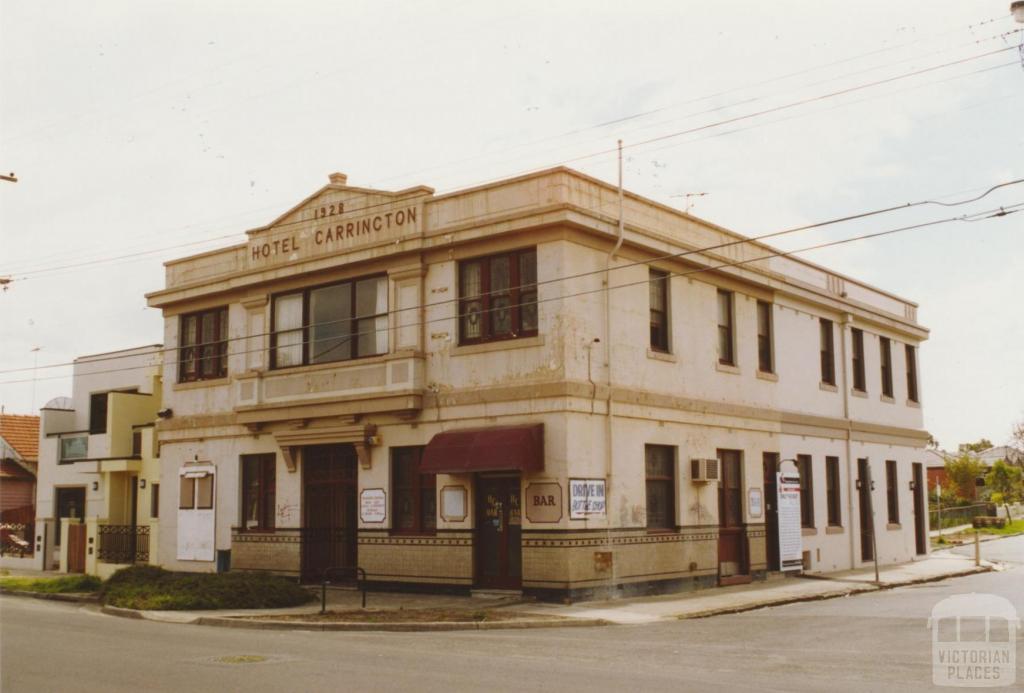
[100,566,314,610]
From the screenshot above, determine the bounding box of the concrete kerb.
[677,564,993,621]
[0,588,100,604]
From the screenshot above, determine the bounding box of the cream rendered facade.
[147,168,930,598]
[33,346,163,577]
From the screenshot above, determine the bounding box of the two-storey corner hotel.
[145,168,932,599]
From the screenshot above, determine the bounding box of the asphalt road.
[3,536,1022,693]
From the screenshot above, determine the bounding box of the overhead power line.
[1,27,1017,280]
[0,182,1018,381]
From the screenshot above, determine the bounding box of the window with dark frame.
[819,318,836,385]
[89,392,108,434]
[716,289,734,366]
[179,477,195,510]
[905,344,919,403]
[649,269,670,352]
[826,456,841,526]
[131,430,142,457]
[851,328,866,392]
[241,454,276,531]
[797,454,815,528]
[458,248,537,345]
[880,336,894,397]
[178,307,228,382]
[151,483,160,519]
[756,300,773,373]
[886,460,899,524]
[645,445,676,530]
[272,275,388,368]
[391,446,436,535]
[196,475,214,510]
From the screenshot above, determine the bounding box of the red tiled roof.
[0,414,40,463]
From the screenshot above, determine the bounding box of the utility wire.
[1,201,1017,386]
[2,177,1019,375]
[2,31,1016,279]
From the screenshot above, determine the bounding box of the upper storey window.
[716,289,735,366]
[179,307,228,382]
[272,275,388,369]
[458,248,538,345]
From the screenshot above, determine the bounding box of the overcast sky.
[1,1,1021,449]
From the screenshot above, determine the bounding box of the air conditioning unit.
[691,458,720,483]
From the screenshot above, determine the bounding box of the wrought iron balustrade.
[97,524,150,564]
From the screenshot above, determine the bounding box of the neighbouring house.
[33,346,164,577]
[146,167,932,600]
[924,445,1023,501]
[0,413,40,563]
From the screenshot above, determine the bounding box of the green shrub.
[101,566,313,610]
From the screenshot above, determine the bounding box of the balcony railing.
[97,524,150,564]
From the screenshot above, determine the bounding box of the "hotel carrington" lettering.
[250,205,417,261]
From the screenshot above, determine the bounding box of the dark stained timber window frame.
[826,456,841,527]
[756,300,774,373]
[150,483,160,519]
[880,336,894,398]
[178,306,229,382]
[851,328,866,392]
[270,274,388,369]
[905,344,919,403]
[819,318,836,386]
[649,269,670,353]
[716,289,735,366]
[391,446,436,536]
[241,454,276,532]
[645,444,676,531]
[89,392,108,434]
[797,454,815,528]
[458,247,538,345]
[886,460,900,525]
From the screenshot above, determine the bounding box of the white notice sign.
[360,488,386,523]
[569,479,606,519]
[777,471,803,571]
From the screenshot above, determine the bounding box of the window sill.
[906,399,921,408]
[880,394,895,404]
[174,377,231,391]
[452,335,544,356]
[851,388,868,399]
[647,349,677,363]
[886,523,902,531]
[825,525,844,535]
[819,382,838,393]
[715,362,741,375]
[756,370,778,382]
[801,527,817,536]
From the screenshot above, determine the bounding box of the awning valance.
[420,424,544,474]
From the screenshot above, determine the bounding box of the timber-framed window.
[649,269,670,352]
[241,454,276,531]
[717,290,735,366]
[645,445,676,531]
[797,454,815,528]
[271,275,388,368]
[391,447,436,535]
[179,307,228,382]
[458,248,538,345]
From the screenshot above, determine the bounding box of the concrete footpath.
[1,548,999,631]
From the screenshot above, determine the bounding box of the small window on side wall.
[645,445,676,530]
[649,269,670,352]
[716,290,734,365]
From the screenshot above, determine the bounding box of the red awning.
[420,424,544,474]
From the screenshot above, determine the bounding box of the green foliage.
[945,453,986,501]
[0,574,101,593]
[985,460,1023,503]
[978,519,1024,536]
[100,566,314,610]
[959,438,993,454]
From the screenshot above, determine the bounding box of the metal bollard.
[974,531,980,567]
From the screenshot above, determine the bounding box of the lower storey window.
[645,445,676,530]
[242,454,276,530]
[392,447,436,534]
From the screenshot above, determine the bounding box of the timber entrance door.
[762,452,780,572]
[66,524,86,573]
[718,450,750,584]
[302,444,358,582]
[476,475,522,590]
[857,458,874,562]
[913,463,927,555]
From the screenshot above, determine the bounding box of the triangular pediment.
[245,173,433,268]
